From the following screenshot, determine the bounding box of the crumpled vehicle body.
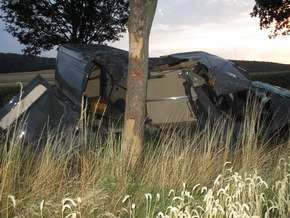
[250,81,290,136]
[0,75,79,142]
[0,44,289,142]
[178,61,290,139]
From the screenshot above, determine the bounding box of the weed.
[0,101,289,217]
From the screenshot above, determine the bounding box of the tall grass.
[0,102,289,217]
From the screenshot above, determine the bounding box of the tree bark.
[122,0,157,168]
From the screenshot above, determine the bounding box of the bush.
[0,86,20,108]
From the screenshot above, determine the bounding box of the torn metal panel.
[56,44,129,107]
[178,63,290,139]
[0,75,79,141]
[0,84,47,130]
[252,81,290,98]
[251,81,290,135]
[154,51,251,96]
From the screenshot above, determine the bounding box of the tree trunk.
[122,0,157,168]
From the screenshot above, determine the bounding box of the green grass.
[0,101,289,217]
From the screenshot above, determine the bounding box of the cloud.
[1,0,289,64]
[154,0,254,28]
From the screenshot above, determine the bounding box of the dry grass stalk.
[0,98,289,217]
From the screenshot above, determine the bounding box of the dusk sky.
[0,0,289,64]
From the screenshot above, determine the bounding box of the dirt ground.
[0,70,55,87]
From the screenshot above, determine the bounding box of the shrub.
[0,86,20,108]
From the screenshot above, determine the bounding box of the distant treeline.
[0,53,55,73]
[1,52,290,74]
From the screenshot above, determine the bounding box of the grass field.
[0,70,55,87]
[0,102,289,217]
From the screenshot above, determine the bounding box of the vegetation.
[0,86,20,108]
[0,53,55,73]
[251,71,290,89]
[250,0,290,38]
[0,0,129,55]
[0,101,289,217]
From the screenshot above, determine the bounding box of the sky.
[0,0,289,64]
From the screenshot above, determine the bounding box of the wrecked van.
[0,44,289,142]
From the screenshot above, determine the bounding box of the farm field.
[0,70,55,87]
[250,71,290,90]
[0,70,289,88]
